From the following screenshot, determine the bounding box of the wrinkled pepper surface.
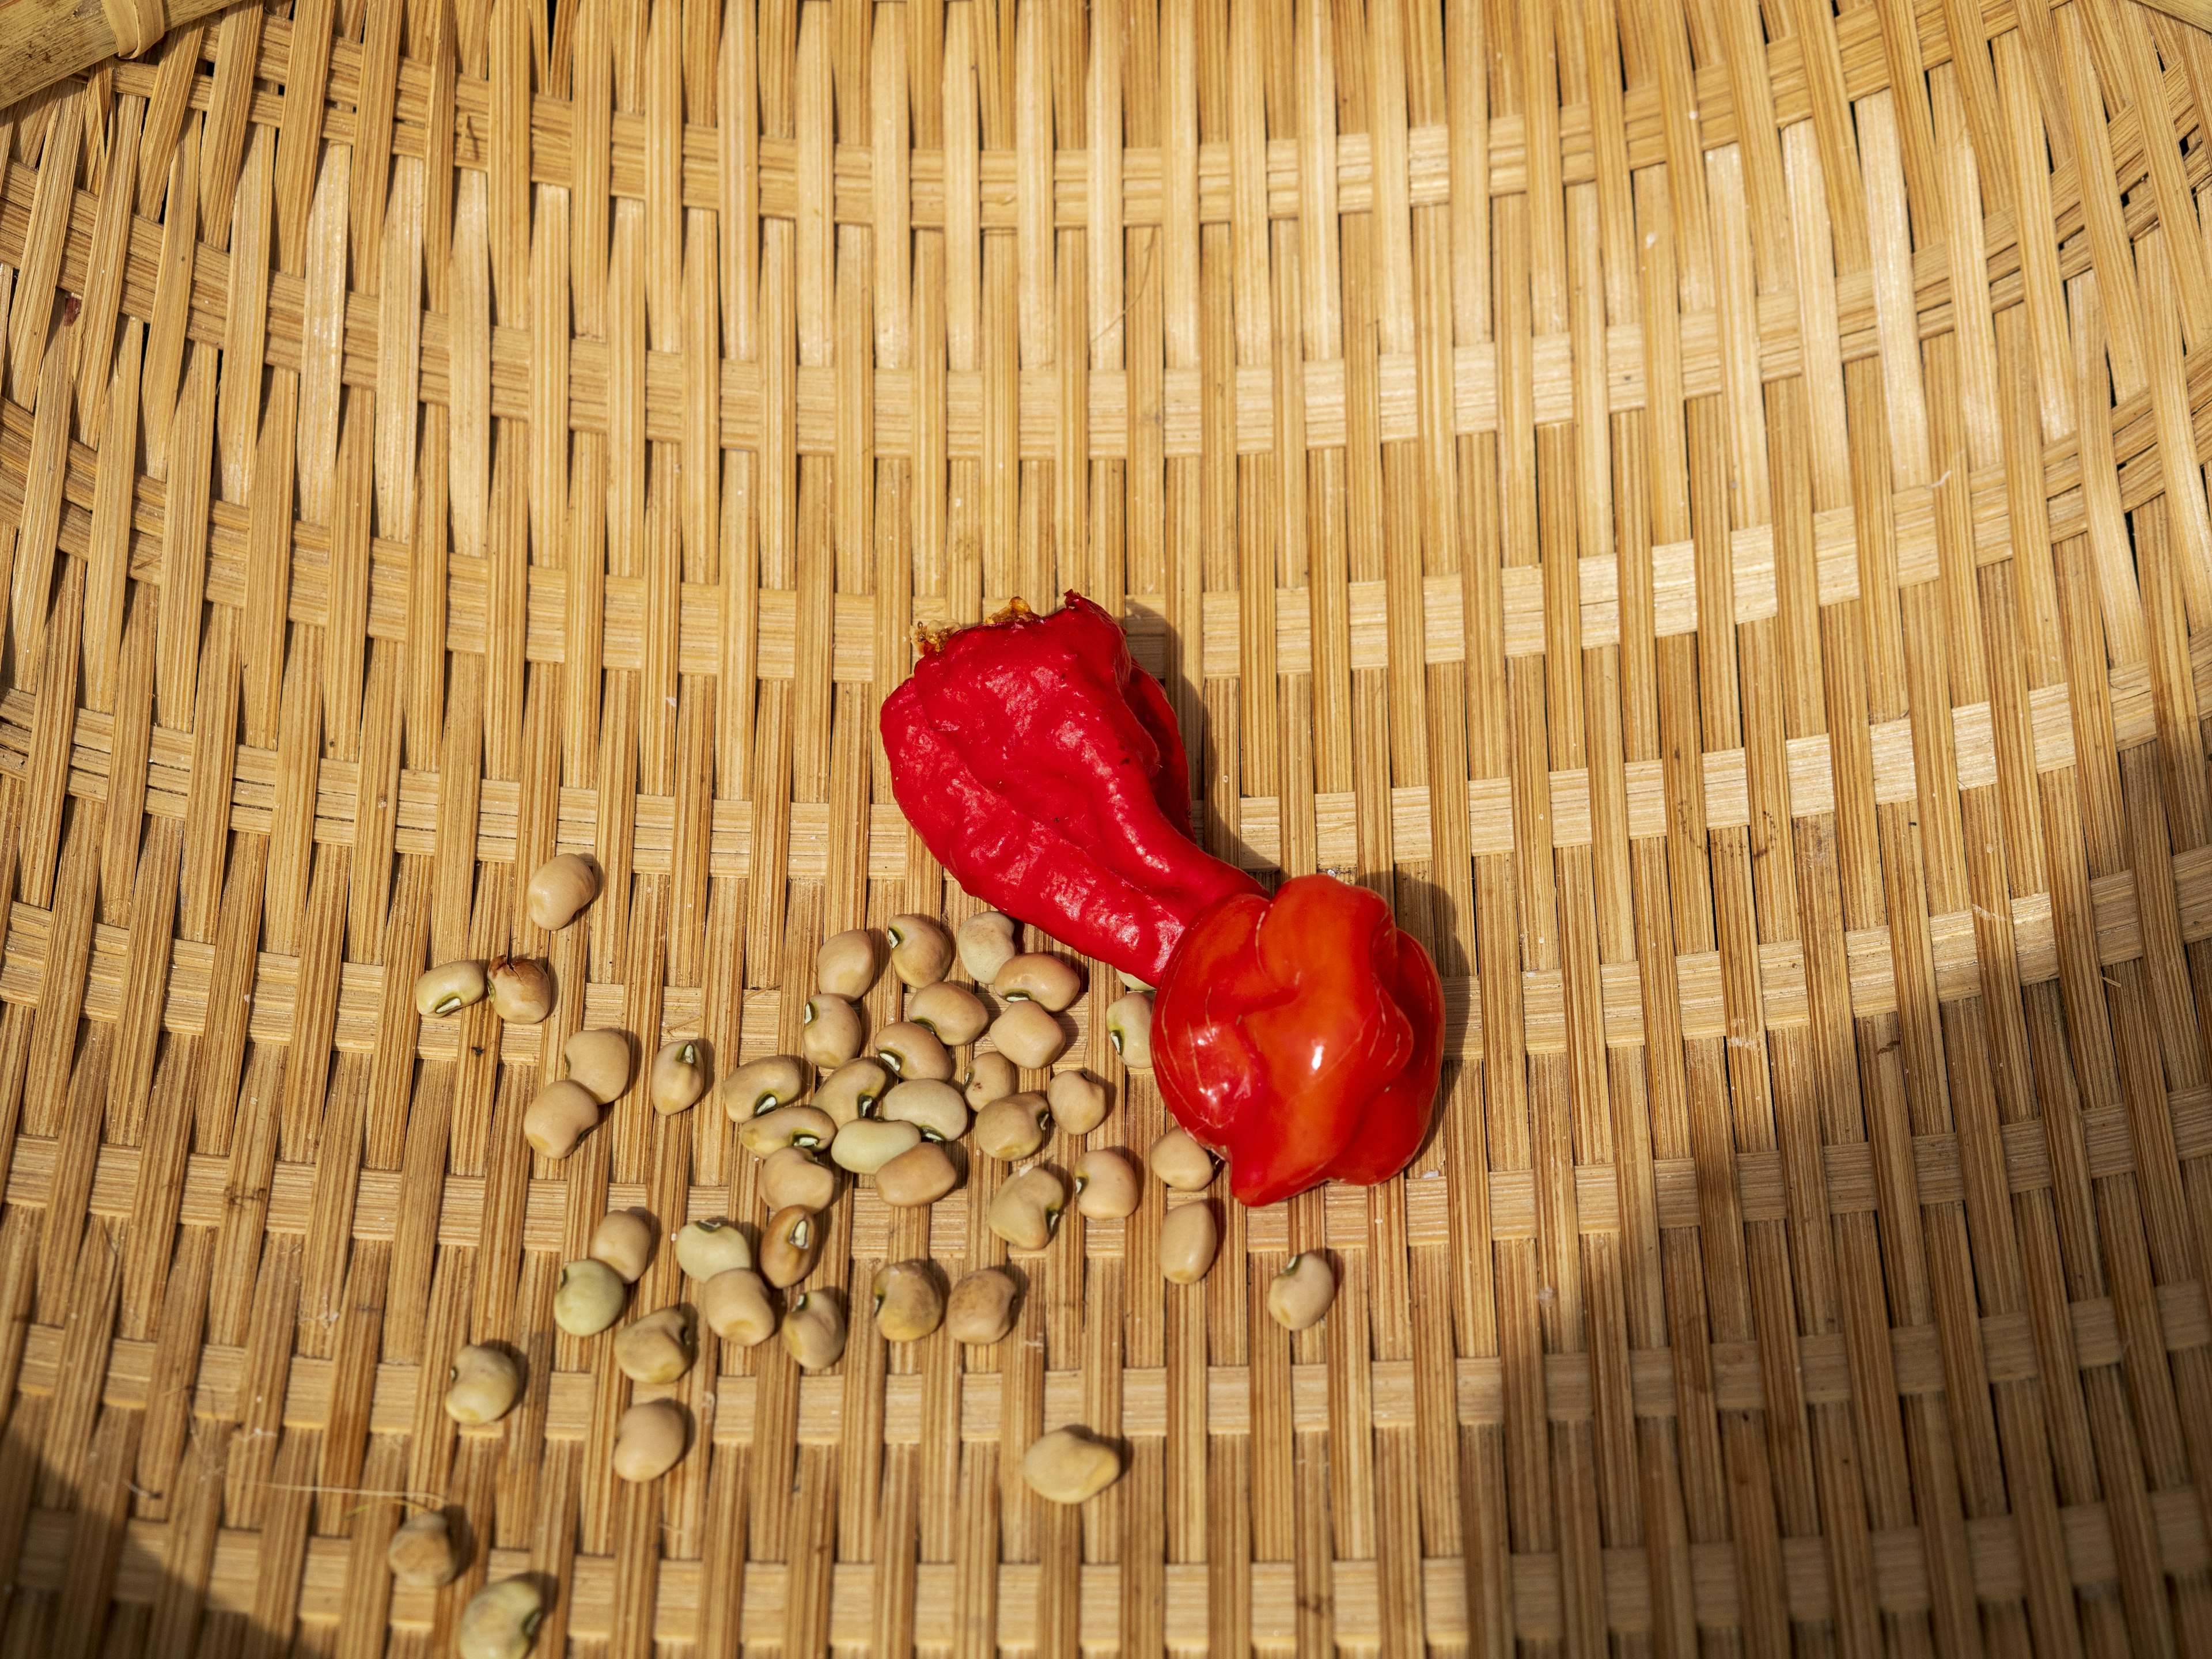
[881,593,1443,1205]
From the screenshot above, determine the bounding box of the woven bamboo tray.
[3,0,2211,1652]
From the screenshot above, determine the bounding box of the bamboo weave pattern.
[2,0,2212,1653]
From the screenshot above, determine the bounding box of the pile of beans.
[416,868,1342,1639]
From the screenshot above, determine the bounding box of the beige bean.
[650,1041,709,1115]
[801,994,865,1067]
[721,1055,810,1119]
[874,1141,960,1208]
[813,1058,891,1127]
[672,1218,752,1281]
[945,1267,1018,1345]
[443,1344,522,1425]
[1149,1127,1216,1191]
[957,911,1021,983]
[759,1146,840,1213]
[873,1260,945,1342]
[589,1208,656,1283]
[738,1104,838,1157]
[551,1257,626,1336]
[993,952,1085,1012]
[456,1576,545,1659]
[874,1021,955,1082]
[974,1094,1051,1162]
[782,1291,848,1369]
[989,1002,1069,1070]
[386,1510,462,1589]
[880,1078,968,1142]
[816,927,881,999]
[1105,992,1154,1069]
[759,1206,824,1287]
[1022,1426,1122,1505]
[1266,1253,1337,1332]
[612,1399,687,1482]
[527,853,600,930]
[699,1267,778,1346]
[964,1051,1020,1109]
[486,956,554,1023]
[988,1166,1067,1252]
[1160,1202,1219,1285]
[887,914,955,987]
[524,1080,601,1160]
[1072,1149,1141,1219]
[612,1306,695,1384]
[830,1116,922,1175]
[415,959,487,1018]
[906,981,988,1045]
[564,1028,633,1104]
[1046,1071,1108,1136]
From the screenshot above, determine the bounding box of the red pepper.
[882,594,1443,1207]
[880,593,1262,986]
[1151,875,1444,1207]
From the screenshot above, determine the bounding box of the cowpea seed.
[1046,1071,1108,1135]
[945,1267,1018,1344]
[874,1021,955,1082]
[816,928,881,999]
[874,1141,960,1207]
[813,1058,891,1127]
[1072,1149,1141,1219]
[989,1002,1069,1070]
[699,1267,777,1346]
[527,854,600,930]
[1149,1128,1216,1191]
[443,1344,522,1425]
[988,1166,1066,1252]
[830,1116,922,1175]
[886,914,955,987]
[564,1029,633,1104]
[486,956,554,1023]
[1266,1254,1336,1332]
[957,911,1020,984]
[1105,993,1154,1069]
[873,1260,945,1342]
[906,981,988,1045]
[589,1209,656,1283]
[552,1257,626,1336]
[611,1399,687,1482]
[993,953,1084,1013]
[738,1104,838,1157]
[879,1078,969,1142]
[759,1146,840,1213]
[974,1094,1051,1162]
[759,1206,824,1287]
[781,1291,848,1369]
[386,1511,462,1589]
[612,1307,695,1384]
[673,1218,752,1281]
[456,1577,545,1659]
[415,960,487,1018]
[801,994,865,1067]
[1159,1202,1219,1284]
[650,1041,709,1115]
[1022,1426,1122,1505]
[523,1081,601,1160]
[964,1051,1019,1109]
[722,1055,810,1119]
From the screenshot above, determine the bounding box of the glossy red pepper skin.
[880,593,1262,984]
[1152,874,1444,1207]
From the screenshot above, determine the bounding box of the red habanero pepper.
[881,593,1444,1207]
[1151,876,1444,1208]
[879,592,1262,986]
